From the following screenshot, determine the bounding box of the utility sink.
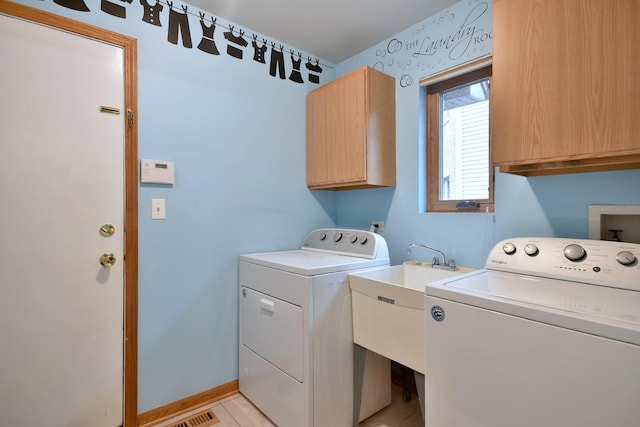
[349,261,474,373]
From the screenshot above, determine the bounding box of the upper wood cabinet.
[306,66,396,189]
[492,0,640,176]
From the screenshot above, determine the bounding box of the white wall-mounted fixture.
[371,221,385,232]
[589,204,640,243]
[151,198,166,220]
[140,159,174,184]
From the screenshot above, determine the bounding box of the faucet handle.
[447,259,457,270]
[432,256,440,266]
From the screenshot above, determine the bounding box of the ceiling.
[184,0,459,64]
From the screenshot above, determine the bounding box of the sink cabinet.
[492,0,640,176]
[306,66,396,189]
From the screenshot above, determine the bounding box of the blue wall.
[335,0,640,268]
[12,0,640,414]
[13,0,337,412]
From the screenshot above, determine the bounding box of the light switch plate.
[152,198,166,219]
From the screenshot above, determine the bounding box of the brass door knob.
[100,253,116,267]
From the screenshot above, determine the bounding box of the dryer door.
[241,287,304,382]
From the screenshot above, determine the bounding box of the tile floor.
[153,384,423,427]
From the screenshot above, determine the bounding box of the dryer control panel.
[486,237,640,291]
[301,228,389,259]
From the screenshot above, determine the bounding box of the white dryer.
[239,228,392,427]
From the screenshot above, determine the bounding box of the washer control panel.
[301,228,388,259]
[486,237,640,291]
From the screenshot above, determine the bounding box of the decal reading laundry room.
[49,0,325,84]
[371,0,491,88]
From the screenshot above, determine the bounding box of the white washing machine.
[239,228,392,427]
[424,237,640,427]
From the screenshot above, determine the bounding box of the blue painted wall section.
[12,0,337,412]
[11,0,640,415]
[336,0,640,269]
[367,0,491,87]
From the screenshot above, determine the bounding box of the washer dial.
[564,244,586,261]
[616,251,637,266]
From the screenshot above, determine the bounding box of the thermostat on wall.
[140,159,174,184]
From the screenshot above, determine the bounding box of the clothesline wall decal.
[50,0,332,85]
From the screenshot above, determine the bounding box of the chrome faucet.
[407,243,457,271]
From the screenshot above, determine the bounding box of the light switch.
[152,198,166,220]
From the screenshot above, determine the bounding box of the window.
[425,64,493,212]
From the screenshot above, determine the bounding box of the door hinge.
[126,109,134,128]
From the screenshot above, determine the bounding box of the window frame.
[425,64,494,213]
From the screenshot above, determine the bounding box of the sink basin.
[350,261,475,310]
[349,261,474,373]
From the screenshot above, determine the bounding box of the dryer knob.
[564,244,586,262]
[319,233,327,241]
[359,236,368,245]
[503,242,516,255]
[333,232,343,242]
[350,235,358,244]
[524,244,539,256]
[616,251,637,266]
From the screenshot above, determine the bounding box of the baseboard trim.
[137,379,239,427]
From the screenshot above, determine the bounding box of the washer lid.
[239,250,389,276]
[425,270,640,346]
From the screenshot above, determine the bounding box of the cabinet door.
[493,0,640,175]
[307,68,367,187]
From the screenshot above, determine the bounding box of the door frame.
[0,1,139,425]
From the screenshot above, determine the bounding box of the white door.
[0,12,125,427]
